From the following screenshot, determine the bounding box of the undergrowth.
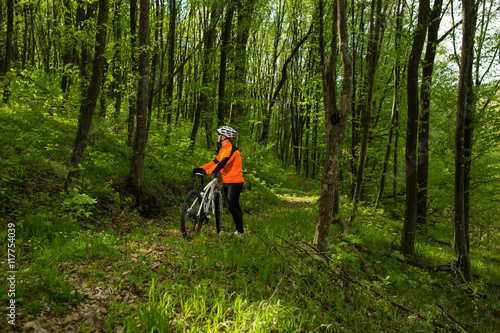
[0,70,499,332]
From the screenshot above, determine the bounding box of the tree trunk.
[258,0,284,144]
[453,0,476,282]
[21,4,29,70]
[417,0,442,225]
[164,0,176,143]
[401,0,429,255]
[232,0,256,124]
[60,0,74,93]
[111,0,123,119]
[0,0,4,73]
[217,2,235,127]
[73,0,85,66]
[259,24,313,144]
[80,3,99,82]
[98,60,109,118]
[374,69,398,211]
[128,0,138,147]
[189,7,218,150]
[146,0,161,133]
[2,0,13,102]
[65,0,110,189]
[128,0,150,199]
[350,0,386,220]
[392,104,400,215]
[463,60,474,253]
[314,0,352,252]
[349,0,366,199]
[386,1,404,218]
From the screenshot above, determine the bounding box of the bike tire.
[181,190,203,238]
[214,191,222,234]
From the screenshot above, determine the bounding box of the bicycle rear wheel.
[181,190,203,238]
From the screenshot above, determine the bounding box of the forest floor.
[11,179,320,332]
[1,90,499,331]
[10,178,500,332]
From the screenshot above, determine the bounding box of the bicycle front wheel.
[181,190,203,238]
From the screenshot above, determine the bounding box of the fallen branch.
[276,236,457,332]
[437,303,476,332]
[333,217,349,234]
[267,277,283,303]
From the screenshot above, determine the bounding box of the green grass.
[0,70,499,332]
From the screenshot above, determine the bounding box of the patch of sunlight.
[277,193,319,204]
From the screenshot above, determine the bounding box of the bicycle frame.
[192,174,222,220]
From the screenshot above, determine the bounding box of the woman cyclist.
[192,126,245,235]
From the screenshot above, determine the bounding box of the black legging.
[223,183,244,233]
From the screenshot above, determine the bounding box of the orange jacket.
[200,142,244,183]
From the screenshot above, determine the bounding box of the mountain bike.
[181,172,223,238]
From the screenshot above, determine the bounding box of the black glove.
[192,167,206,176]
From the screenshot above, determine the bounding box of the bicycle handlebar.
[194,172,220,178]
[194,172,220,189]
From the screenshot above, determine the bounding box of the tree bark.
[111,0,123,119]
[392,0,404,219]
[217,2,235,127]
[146,0,161,132]
[350,0,386,220]
[80,3,99,82]
[189,7,218,150]
[21,4,29,70]
[127,0,138,147]
[314,0,352,252]
[232,0,256,124]
[0,0,4,73]
[65,0,110,189]
[349,0,366,199]
[164,0,176,143]
[374,68,398,211]
[60,0,74,93]
[128,0,150,199]
[453,0,476,282]
[258,0,284,144]
[401,0,429,255]
[2,0,14,102]
[417,0,443,225]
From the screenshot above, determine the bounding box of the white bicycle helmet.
[217,126,237,138]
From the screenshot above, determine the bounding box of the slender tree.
[0,0,4,72]
[147,0,162,131]
[60,0,74,93]
[258,0,285,144]
[453,0,476,282]
[111,0,123,119]
[401,0,429,255]
[417,0,443,225]
[232,0,256,125]
[217,2,235,126]
[164,0,177,143]
[259,24,313,144]
[373,0,404,214]
[2,0,13,102]
[65,0,110,189]
[21,3,29,70]
[189,6,218,150]
[350,0,387,220]
[314,0,352,251]
[128,0,151,199]
[128,0,138,147]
